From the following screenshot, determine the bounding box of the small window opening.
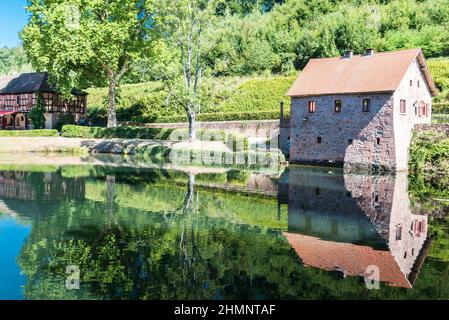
[363,99,370,112]
[348,139,354,145]
[308,101,316,113]
[334,100,342,113]
[376,138,381,145]
[317,136,322,144]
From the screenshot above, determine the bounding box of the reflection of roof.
[284,232,412,288]
[287,48,437,97]
[0,72,87,95]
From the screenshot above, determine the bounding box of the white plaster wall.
[388,172,428,278]
[393,59,433,170]
[44,113,58,129]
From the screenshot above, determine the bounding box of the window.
[418,80,420,88]
[317,136,322,144]
[363,99,370,112]
[348,139,354,145]
[396,224,403,241]
[376,138,381,145]
[16,96,20,105]
[315,188,320,196]
[419,103,426,117]
[308,101,316,113]
[334,100,342,113]
[410,80,413,87]
[400,100,407,114]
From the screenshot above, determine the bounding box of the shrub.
[156,110,284,123]
[55,114,76,132]
[433,114,449,124]
[86,76,293,123]
[433,103,449,114]
[61,125,229,142]
[226,132,250,152]
[61,125,174,140]
[29,93,46,129]
[0,129,58,137]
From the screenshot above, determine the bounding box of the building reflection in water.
[278,167,431,289]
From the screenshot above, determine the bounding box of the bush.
[86,76,293,123]
[226,132,250,152]
[61,125,230,143]
[156,110,283,123]
[0,129,58,137]
[55,114,76,132]
[433,114,449,124]
[433,103,449,114]
[61,125,174,140]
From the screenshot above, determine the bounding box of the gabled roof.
[287,48,437,97]
[0,72,87,96]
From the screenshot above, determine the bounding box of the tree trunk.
[188,112,196,141]
[107,77,117,128]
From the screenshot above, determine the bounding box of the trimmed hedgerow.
[60,125,239,145]
[61,125,174,140]
[156,110,284,123]
[433,103,449,114]
[0,129,59,137]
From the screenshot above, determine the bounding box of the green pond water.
[0,157,449,300]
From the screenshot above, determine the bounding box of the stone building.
[278,167,431,288]
[284,48,437,171]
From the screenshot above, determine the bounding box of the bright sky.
[0,0,28,47]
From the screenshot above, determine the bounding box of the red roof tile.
[287,49,437,97]
[284,232,412,289]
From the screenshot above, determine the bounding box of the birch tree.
[166,0,217,141]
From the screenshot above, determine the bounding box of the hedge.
[86,76,294,124]
[60,125,249,150]
[0,129,59,137]
[156,110,284,123]
[61,125,174,140]
[433,114,449,124]
[433,103,449,114]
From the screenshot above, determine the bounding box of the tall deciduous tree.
[166,0,217,141]
[20,0,163,127]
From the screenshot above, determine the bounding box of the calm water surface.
[0,158,448,300]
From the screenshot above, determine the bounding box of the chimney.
[364,48,375,56]
[343,50,354,59]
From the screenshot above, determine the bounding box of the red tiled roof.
[283,232,412,289]
[287,48,437,97]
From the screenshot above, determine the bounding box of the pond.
[0,155,449,300]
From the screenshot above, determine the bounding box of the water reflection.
[279,167,431,289]
[0,161,447,300]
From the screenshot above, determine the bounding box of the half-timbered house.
[0,72,87,130]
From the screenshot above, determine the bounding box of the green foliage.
[29,94,46,129]
[433,115,449,124]
[155,111,282,123]
[87,76,292,123]
[61,125,174,140]
[54,114,76,132]
[0,129,58,137]
[428,58,449,102]
[0,46,33,75]
[433,103,449,114]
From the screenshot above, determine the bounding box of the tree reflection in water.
[0,165,449,300]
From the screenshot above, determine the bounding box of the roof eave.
[287,90,396,98]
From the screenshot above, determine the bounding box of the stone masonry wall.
[290,93,397,171]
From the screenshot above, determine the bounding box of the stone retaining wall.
[124,120,280,139]
[414,124,449,135]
